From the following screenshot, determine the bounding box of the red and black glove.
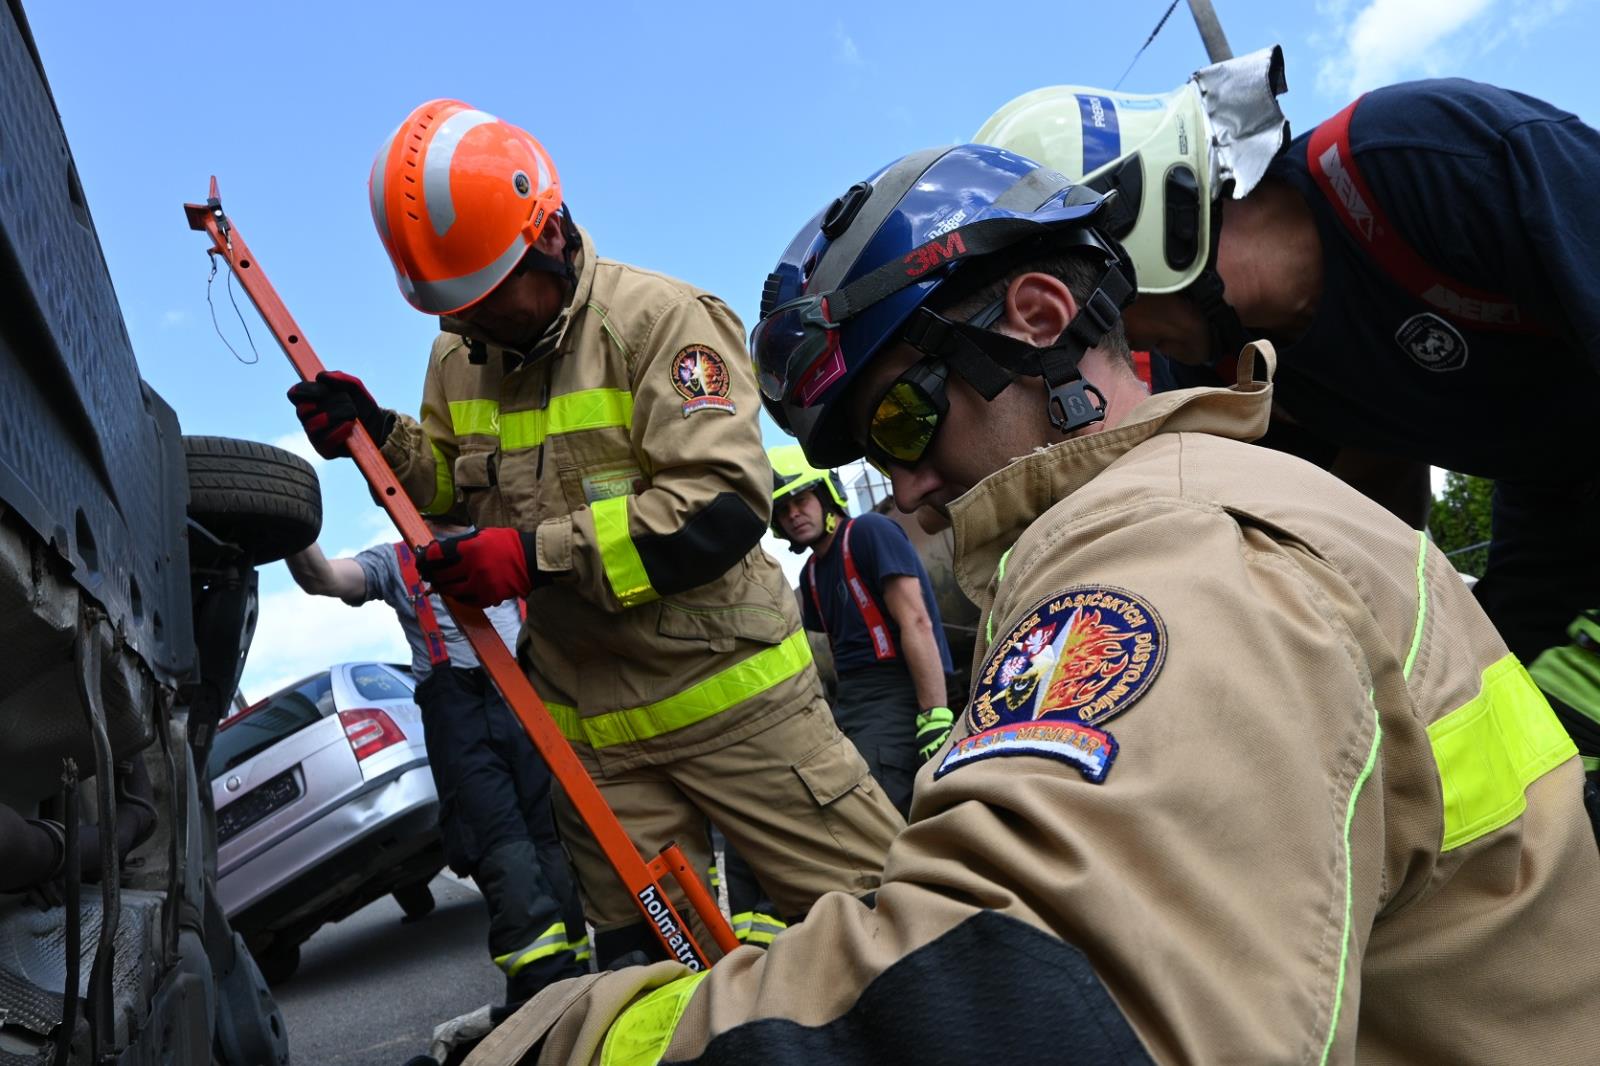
[287,370,394,460]
[417,528,548,607]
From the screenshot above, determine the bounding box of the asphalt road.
[273,874,501,1066]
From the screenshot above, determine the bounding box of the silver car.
[209,662,444,983]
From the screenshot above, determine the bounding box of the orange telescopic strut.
[185,179,739,967]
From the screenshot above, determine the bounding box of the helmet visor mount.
[753,209,1113,409]
[752,295,844,406]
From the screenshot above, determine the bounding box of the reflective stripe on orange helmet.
[370,99,563,315]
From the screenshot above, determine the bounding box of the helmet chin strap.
[447,206,585,367]
[518,204,582,286]
[900,262,1132,436]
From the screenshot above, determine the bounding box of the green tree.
[1428,472,1494,578]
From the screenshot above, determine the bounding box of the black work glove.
[287,370,394,459]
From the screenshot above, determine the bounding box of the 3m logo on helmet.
[903,232,966,278]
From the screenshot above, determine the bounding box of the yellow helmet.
[769,444,848,549]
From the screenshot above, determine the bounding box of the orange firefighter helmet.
[369,99,564,315]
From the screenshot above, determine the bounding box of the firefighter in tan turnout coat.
[465,145,1600,1065]
[289,99,902,968]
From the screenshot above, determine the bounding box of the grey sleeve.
[349,545,404,610]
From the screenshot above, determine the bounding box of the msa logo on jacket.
[947,586,1165,784]
[1395,312,1468,372]
[671,344,736,416]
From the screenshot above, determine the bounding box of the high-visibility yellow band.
[1428,654,1577,852]
[986,546,1017,646]
[1403,530,1428,681]
[449,398,500,438]
[731,911,788,947]
[422,441,455,516]
[492,921,573,976]
[592,495,657,607]
[601,970,709,1066]
[545,630,813,749]
[448,389,633,451]
[545,700,582,741]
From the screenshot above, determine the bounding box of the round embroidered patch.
[970,585,1166,733]
[670,344,735,415]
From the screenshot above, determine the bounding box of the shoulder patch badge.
[671,344,736,416]
[936,720,1118,783]
[969,585,1165,734]
[1395,312,1468,372]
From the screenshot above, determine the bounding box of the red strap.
[1131,351,1152,389]
[840,520,897,661]
[1306,96,1541,335]
[804,519,898,662]
[804,555,827,638]
[395,542,451,667]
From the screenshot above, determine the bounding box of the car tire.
[184,436,321,565]
[394,881,437,921]
[254,941,301,986]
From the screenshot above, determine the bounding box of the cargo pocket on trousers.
[792,730,879,883]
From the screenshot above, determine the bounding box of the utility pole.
[1186,0,1234,62]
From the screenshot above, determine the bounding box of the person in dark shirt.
[976,55,1600,770]
[285,521,588,1028]
[769,445,955,816]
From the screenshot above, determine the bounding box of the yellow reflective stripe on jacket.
[592,495,657,607]
[448,389,633,451]
[731,911,787,946]
[600,970,709,1066]
[1428,653,1578,851]
[422,441,455,516]
[544,700,582,741]
[545,630,813,748]
[492,921,573,976]
[449,398,500,438]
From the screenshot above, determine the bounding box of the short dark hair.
[929,248,1132,366]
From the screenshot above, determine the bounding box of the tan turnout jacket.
[382,230,816,773]
[470,344,1600,1066]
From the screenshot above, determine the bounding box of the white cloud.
[331,510,401,558]
[239,583,409,702]
[834,22,862,67]
[271,430,329,478]
[1315,0,1571,97]
[161,309,191,327]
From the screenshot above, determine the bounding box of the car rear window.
[350,663,413,702]
[208,673,335,779]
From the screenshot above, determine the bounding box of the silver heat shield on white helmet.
[1192,45,1290,201]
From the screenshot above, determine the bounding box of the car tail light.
[338,708,405,762]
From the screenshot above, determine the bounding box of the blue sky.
[23,0,1594,697]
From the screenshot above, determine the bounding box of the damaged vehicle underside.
[0,2,323,1061]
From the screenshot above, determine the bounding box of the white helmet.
[975,46,1290,296]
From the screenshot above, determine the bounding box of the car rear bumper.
[219,760,437,919]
